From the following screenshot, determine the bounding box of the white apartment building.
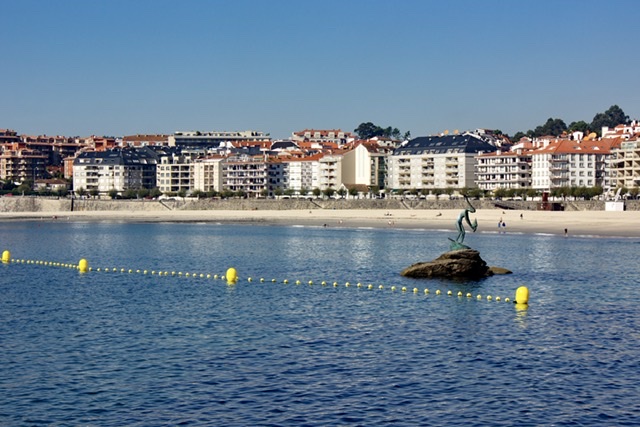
[531,139,611,191]
[193,157,224,193]
[318,154,343,189]
[73,148,158,194]
[156,155,193,194]
[609,138,640,189]
[283,155,321,194]
[341,143,388,191]
[475,149,532,191]
[223,155,268,197]
[387,134,496,191]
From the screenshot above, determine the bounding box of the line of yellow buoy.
[2,252,530,305]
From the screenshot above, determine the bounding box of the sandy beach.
[0,208,637,238]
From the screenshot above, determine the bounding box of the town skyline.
[3,0,639,139]
[0,104,636,142]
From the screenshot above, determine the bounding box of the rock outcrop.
[400,249,511,280]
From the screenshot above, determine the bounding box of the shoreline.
[0,208,636,238]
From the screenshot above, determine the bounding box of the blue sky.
[2,0,637,139]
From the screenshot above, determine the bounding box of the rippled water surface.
[1,221,639,426]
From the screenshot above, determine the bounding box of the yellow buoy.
[78,258,88,273]
[515,286,529,304]
[226,267,238,283]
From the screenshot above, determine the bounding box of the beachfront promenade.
[0,196,638,238]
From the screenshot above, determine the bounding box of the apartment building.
[609,138,640,189]
[223,155,269,197]
[280,154,321,195]
[475,149,532,191]
[318,153,344,190]
[387,133,496,191]
[341,142,389,191]
[530,139,613,191]
[291,129,353,145]
[156,154,193,194]
[0,147,47,183]
[193,157,224,193]
[168,131,270,148]
[73,148,159,194]
[123,134,170,147]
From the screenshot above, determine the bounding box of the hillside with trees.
[510,105,630,141]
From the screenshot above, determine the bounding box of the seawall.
[0,196,638,213]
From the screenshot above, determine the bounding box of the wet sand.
[0,208,636,238]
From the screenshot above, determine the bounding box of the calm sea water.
[1,221,639,426]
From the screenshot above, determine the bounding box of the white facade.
[284,159,320,194]
[223,156,268,197]
[342,144,372,186]
[193,158,224,193]
[387,152,477,190]
[475,150,532,191]
[609,139,640,189]
[318,155,343,189]
[531,141,609,190]
[156,156,193,194]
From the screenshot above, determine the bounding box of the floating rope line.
[3,252,530,305]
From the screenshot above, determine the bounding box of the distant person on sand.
[564,228,568,236]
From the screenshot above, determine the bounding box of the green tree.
[274,187,283,197]
[122,188,137,199]
[137,188,150,199]
[108,188,119,199]
[312,187,322,198]
[323,187,335,198]
[493,188,507,199]
[568,120,590,134]
[526,188,539,199]
[284,188,295,197]
[348,187,359,198]
[590,105,629,136]
[75,187,87,198]
[260,189,269,198]
[511,131,526,142]
[336,188,347,198]
[533,118,567,137]
[89,189,100,199]
[149,187,163,199]
[354,122,408,140]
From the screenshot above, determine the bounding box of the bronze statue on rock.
[401,196,511,280]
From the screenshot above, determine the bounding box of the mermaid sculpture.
[449,196,478,251]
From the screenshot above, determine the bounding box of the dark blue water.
[1,221,639,426]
